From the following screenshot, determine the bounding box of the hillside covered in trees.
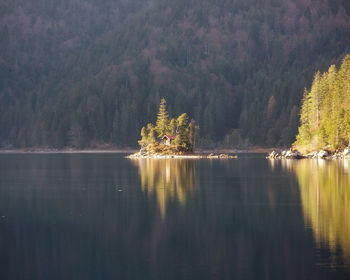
[1,0,350,148]
[294,54,350,153]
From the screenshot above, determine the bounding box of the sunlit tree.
[156,98,169,138]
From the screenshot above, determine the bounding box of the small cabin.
[161,135,176,146]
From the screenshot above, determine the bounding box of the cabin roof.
[162,135,176,140]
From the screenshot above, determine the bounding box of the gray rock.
[295,150,303,158]
[267,151,280,159]
[140,148,147,156]
[305,153,312,158]
[284,150,292,158]
[284,150,304,159]
[285,150,295,158]
[317,150,329,158]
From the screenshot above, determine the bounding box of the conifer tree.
[141,126,147,139]
[343,110,350,144]
[155,98,169,138]
[138,126,148,147]
[188,119,198,150]
[175,113,190,149]
[147,123,156,143]
[167,118,177,135]
[295,89,312,147]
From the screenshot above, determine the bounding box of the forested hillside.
[294,54,350,153]
[1,0,350,148]
[0,0,153,148]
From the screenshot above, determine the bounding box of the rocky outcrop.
[267,151,280,159]
[207,153,238,159]
[317,150,329,158]
[268,147,350,160]
[267,150,304,159]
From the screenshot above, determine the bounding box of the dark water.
[0,153,349,280]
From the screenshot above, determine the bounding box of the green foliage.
[141,126,147,140]
[140,99,197,153]
[156,98,170,138]
[167,118,177,136]
[294,54,350,152]
[139,123,156,147]
[175,113,191,150]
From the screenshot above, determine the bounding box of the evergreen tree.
[146,123,156,143]
[188,119,199,150]
[295,89,312,147]
[141,126,148,139]
[139,126,148,147]
[155,98,169,138]
[167,118,177,136]
[175,113,190,150]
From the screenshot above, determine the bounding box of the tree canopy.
[139,98,197,153]
[294,54,350,153]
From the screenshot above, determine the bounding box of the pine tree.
[343,110,350,144]
[295,89,312,148]
[321,65,336,146]
[188,119,198,150]
[147,123,156,143]
[141,126,147,138]
[155,98,169,138]
[175,113,190,150]
[140,126,148,142]
[310,71,322,128]
[167,118,177,136]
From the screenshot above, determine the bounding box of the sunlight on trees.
[139,98,198,153]
[294,55,350,153]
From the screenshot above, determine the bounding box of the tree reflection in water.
[130,159,197,218]
[282,159,350,268]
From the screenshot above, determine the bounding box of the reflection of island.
[132,159,197,218]
[291,160,350,267]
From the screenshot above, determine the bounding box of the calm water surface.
[0,153,349,280]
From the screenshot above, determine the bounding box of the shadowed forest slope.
[1,0,350,148]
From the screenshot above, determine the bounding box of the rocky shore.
[267,148,350,160]
[126,151,238,159]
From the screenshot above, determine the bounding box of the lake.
[0,153,349,280]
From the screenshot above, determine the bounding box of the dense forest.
[294,54,350,153]
[1,0,350,148]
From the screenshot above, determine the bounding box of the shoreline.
[126,153,238,159]
[0,147,278,155]
[0,147,282,157]
[0,149,137,154]
[267,148,350,160]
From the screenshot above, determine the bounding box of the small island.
[127,98,236,159]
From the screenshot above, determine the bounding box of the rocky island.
[127,98,237,159]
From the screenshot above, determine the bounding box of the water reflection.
[2,154,350,279]
[283,159,350,268]
[130,159,197,218]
